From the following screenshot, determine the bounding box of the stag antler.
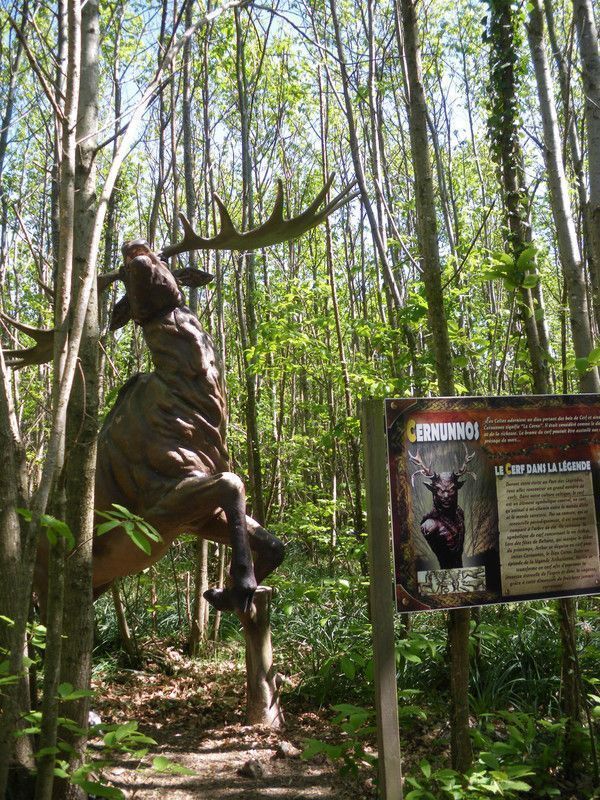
[1,269,125,368]
[159,175,358,260]
[455,443,476,480]
[0,312,55,368]
[408,450,436,487]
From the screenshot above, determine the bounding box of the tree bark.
[189,538,210,654]
[487,0,551,397]
[112,582,139,665]
[545,0,600,337]
[34,2,82,795]
[326,0,404,312]
[573,0,600,333]
[0,342,33,798]
[235,6,266,525]
[55,1,100,795]
[399,0,472,772]
[527,0,599,393]
[528,2,598,775]
[318,67,365,565]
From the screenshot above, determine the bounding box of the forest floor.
[91,642,376,800]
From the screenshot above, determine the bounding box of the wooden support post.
[362,399,403,800]
[238,586,284,728]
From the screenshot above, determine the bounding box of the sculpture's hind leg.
[199,512,285,611]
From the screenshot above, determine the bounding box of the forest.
[0,0,599,798]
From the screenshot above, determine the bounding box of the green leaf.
[492,252,514,267]
[587,346,600,366]
[521,273,539,288]
[340,656,356,679]
[502,779,531,791]
[96,519,122,536]
[128,528,151,555]
[136,521,162,542]
[151,755,196,775]
[35,746,60,759]
[516,245,537,270]
[302,739,328,760]
[420,759,431,778]
[58,682,94,701]
[53,766,70,779]
[111,503,134,517]
[72,780,125,799]
[16,507,33,521]
[40,515,75,551]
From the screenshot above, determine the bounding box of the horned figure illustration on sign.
[3,176,355,614]
[409,445,476,569]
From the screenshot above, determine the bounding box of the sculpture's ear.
[109,296,132,331]
[172,267,215,288]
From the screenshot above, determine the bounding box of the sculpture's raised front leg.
[199,511,285,611]
[160,472,259,612]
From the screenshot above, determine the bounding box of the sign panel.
[385,395,600,612]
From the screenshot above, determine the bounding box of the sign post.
[362,399,403,800]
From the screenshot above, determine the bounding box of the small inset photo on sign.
[417,566,487,595]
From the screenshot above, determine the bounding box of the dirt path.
[92,649,374,799]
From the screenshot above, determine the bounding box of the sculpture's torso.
[95,306,229,526]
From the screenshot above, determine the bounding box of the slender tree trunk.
[182,0,211,651]
[545,0,599,337]
[318,68,365,565]
[326,0,403,312]
[112,582,139,665]
[190,538,210,654]
[0,1,29,186]
[527,0,599,393]
[55,2,100,796]
[487,0,551,397]
[399,0,472,772]
[102,3,123,284]
[0,345,33,798]
[528,2,599,775]
[573,0,600,332]
[0,14,36,797]
[235,6,266,524]
[34,2,82,796]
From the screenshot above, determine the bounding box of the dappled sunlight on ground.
[91,645,374,799]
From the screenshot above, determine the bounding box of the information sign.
[386,395,600,612]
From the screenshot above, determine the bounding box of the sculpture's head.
[107,239,214,329]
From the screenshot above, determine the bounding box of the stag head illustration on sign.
[409,445,476,569]
[3,176,355,614]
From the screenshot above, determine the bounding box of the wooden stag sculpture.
[3,177,353,614]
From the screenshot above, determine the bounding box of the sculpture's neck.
[142,307,225,409]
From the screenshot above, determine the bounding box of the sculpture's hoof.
[204,587,235,611]
[204,585,256,614]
